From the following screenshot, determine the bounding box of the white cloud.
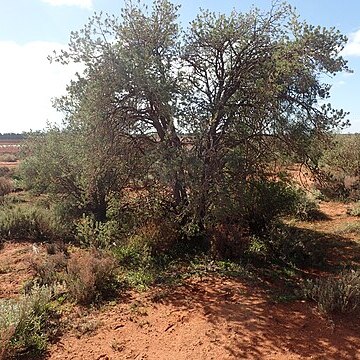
[0,41,82,133]
[342,29,360,57]
[41,0,92,9]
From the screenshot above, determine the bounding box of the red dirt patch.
[48,276,360,360]
[0,242,36,298]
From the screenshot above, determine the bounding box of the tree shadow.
[158,275,359,360]
[155,226,360,359]
[282,225,360,271]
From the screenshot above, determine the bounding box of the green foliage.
[318,134,360,200]
[302,269,360,314]
[124,270,155,291]
[253,225,328,268]
[0,204,67,241]
[113,242,153,270]
[292,189,322,221]
[0,284,53,358]
[75,215,118,249]
[348,201,360,216]
[211,179,300,235]
[320,134,360,177]
[188,256,252,279]
[19,0,350,258]
[0,154,17,163]
[241,181,300,233]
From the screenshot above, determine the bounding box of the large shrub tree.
[22,0,350,232]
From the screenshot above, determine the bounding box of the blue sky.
[1,0,360,133]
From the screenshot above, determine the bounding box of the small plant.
[75,215,117,249]
[302,269,360,314]
[292,189,323,221]
[347,201,360,217]
[113,242,153,270]
[0,177,12,198]
[265,225,327,268]
[0,284,53,359]
[124,269,155,290]
[0,153,17,163]
[30,248,119,306]
[66,249,118,305]
[335,221,360,236]
[31,252,68,286]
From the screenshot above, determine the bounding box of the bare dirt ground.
[1,201,359,360]
[47,276,360,360]
[0,241,35,299]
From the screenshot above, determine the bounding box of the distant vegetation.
[0,134,24,141]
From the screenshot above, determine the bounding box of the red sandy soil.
[0,202,359,360]
[46,276,360,360]
[0,242,35,299]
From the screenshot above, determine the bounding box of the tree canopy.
[22,0,350,238]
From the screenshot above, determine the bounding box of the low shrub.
[263,225,327,268]
[239,180,300,234]
[75,215,117,249]
[211,179,301,237]
[124,269,155,290]
[292,189,323,221]
[31,247,119,306]
[0,167,14,179]
[302,269,360,314]
[0,154,17,163]
[0,177,12,198]
[66,249,118,305]
[0,284,53,359]
[0,204,68,242]
[31,252,68,286]
[347,201,360,217]
[113,241,153,270]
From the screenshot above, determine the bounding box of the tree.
[23,0,350,235]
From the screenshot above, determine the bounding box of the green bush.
[302,269,360,314]
[0,204,68,241]
[113,241,153,270]
[75,215,118,249]
[318,134,360,200]
[292,189,322,221]
[261,225,327,268]
[0,284,53,358]
[347,201,360,216]
[0,154,17,163]
[212,179,301,236]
